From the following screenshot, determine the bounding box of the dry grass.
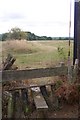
[1,40,73,69]
[2,40,39,54]
[31,41,57,52]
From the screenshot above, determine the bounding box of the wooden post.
[74,1,78,64]
[21,89,29,116]
[77,1,80,83]
[7,93,13,118]
[51,84,59,110]
[2,54,16,70]
[12,91,23,118]
[74,0,80,118]
[74,0,80,81]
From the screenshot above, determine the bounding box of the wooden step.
[31,87,48,109]
[31,87,48,118]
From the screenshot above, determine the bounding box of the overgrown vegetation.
[57,47,67,61]
[2,40,73,69]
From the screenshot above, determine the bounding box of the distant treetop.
[0,27,73,41]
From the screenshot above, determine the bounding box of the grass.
[1,39,74,92]
[1,40,73,69]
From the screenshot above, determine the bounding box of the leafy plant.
[57,47,66,61]
[55,80,63,89]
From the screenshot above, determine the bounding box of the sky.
[0,0,74,37]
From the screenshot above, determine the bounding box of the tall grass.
[2,40,73,69]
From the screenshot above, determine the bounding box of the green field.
[1,40,73,69]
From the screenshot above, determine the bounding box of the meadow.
[1,40,73,69]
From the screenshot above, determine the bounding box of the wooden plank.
[33,93,48,109]
[7,83,55,91]
[50,84,59,109]
[7,93,13,118]
[12,91,23,118]
[31,87,48,118]
[1,66,68,82]
[21,89,29,115]
[40,86,53,109]
[31,87,48,109]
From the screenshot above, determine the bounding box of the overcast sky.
[0,0,74,37]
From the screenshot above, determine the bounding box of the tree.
[9,27,26,40]
[2,33,8,41]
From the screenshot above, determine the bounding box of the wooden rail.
[1,66,68,82]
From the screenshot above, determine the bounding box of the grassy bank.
[1,40,73,69]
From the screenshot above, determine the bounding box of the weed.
[57,47,67,61]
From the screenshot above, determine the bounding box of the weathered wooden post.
[77,1,80,81]
[74,0,80,118]
[74,0,78,64]
[77,1,80,117]
[74,0,80,78]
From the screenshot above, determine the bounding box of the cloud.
[0,0,74,37]
[6,13,25,20]
[0,12,26,22]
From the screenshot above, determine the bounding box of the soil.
[29,104,78,118]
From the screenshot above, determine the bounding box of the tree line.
[0,27,73,41]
